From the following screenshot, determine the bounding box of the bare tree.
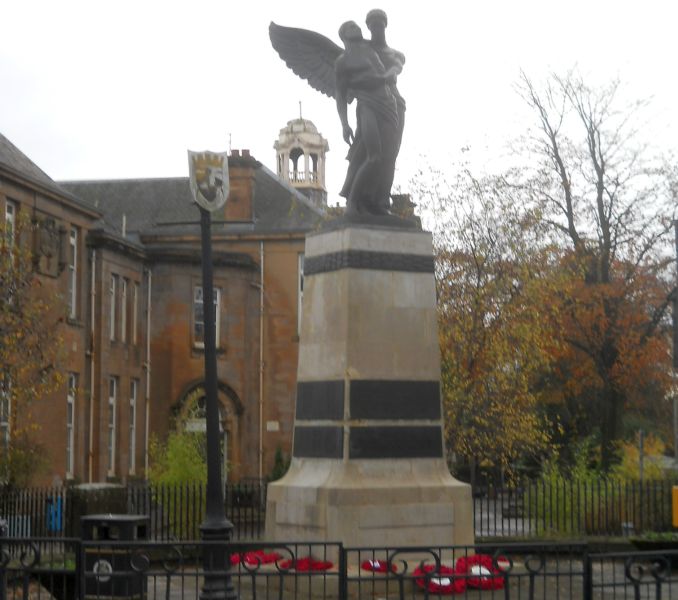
[518,71,677,469]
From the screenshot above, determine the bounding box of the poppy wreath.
[455,554,505,590]
[278,557,334,571]
[360,559,397,573]
[230,550,283,567]
[413,564,466,595]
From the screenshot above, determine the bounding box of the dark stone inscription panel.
[350,380,440,420]
[349,426,442,459]
[305,250,434,276]
[293,426,343,458]
[296,380,344,420]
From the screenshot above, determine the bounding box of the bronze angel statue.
[270,9,406,218]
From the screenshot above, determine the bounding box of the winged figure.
[270,10,406,218]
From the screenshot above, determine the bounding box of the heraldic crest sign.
[188,150,230,212]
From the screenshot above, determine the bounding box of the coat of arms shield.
[188,150,230,212]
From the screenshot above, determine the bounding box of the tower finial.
[299,101,302,120]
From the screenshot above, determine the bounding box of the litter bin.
[81,514,149,599]
[67,483,127,537]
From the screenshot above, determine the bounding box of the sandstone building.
[0,119,328,485]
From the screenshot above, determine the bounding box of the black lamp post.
[188,151,238,600]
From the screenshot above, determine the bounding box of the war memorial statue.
[266,11,473,551]
[270,9,405,218]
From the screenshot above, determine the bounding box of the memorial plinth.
[265,224,473,548]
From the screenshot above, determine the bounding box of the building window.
[121,278,128,343]
[109,274,117,341]
[108,377,117,475]
[132,282,139,345]
[193,286,220,348]
[4,200,16,246]
[67,229,78,319]
[129,379,137,474]
[298,253,305,335]
[66,374,77,477]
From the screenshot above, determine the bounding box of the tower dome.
[274,117,329,209]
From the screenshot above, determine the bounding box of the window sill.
[192,345,226,356]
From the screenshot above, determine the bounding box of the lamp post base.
[200,519,238,600]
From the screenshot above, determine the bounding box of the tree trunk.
[599,386,624,471]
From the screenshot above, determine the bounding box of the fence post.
[75,538,84,600]
[0,568,5,600]
[582,546,592,600]
[338,544,347,600]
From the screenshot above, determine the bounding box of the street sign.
[188,150,229,212]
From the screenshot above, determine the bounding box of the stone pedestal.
[265,224,473,548]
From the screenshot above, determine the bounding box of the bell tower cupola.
[274,117,329,209]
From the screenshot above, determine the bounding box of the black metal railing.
[473,478,678,538]
[0,487,68,538]
[127,481,267,541]
[1,478,676,542]
[1,537,676,599]
[0,481,267,542]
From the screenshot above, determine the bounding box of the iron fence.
[0,537,677,599]
[588,550,678,599]
[0,481,267,541]
[127,481,267,541]
[1,478,676,542]
[474,478,678,538]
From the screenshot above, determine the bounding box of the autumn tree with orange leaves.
[420,71,677,475]
[420,170,557,477]
[0,212,64,484]
[519,71,676,469]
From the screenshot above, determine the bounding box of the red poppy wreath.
[413,564,466,595]
[455,554,505,590]
[278,557,333,571]
[230,550,282,566]
[360,559,397,573]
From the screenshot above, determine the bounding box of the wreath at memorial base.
[278,557,333,571]
[413,564,466,595]
[360,559,397,573]
[230,550,282,566]
[455,554,505,590]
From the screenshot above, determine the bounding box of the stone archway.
[176,382,242,482]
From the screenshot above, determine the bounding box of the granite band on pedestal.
[294,379,442,458]
[265,224,473,550]
[295,380,441,421]
[304,250,435,275]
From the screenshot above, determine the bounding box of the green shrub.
[269,446,290,482]
[147,431,208,539]
[528,440,674,536]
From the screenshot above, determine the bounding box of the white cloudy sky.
[1,0,676,207]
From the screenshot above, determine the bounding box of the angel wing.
[269,22,342,99]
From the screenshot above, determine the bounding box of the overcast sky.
[2,1,676,207]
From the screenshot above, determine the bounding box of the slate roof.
[60,161,324,241]
[0,133,96,213]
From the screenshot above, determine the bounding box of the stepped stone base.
[266,458,473,547]
[265,224,473,548]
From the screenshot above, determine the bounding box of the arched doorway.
[176,383,242,482]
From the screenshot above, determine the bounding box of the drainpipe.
[259,241,265,481]
[88,248,96,482]
[144,268,152,475]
